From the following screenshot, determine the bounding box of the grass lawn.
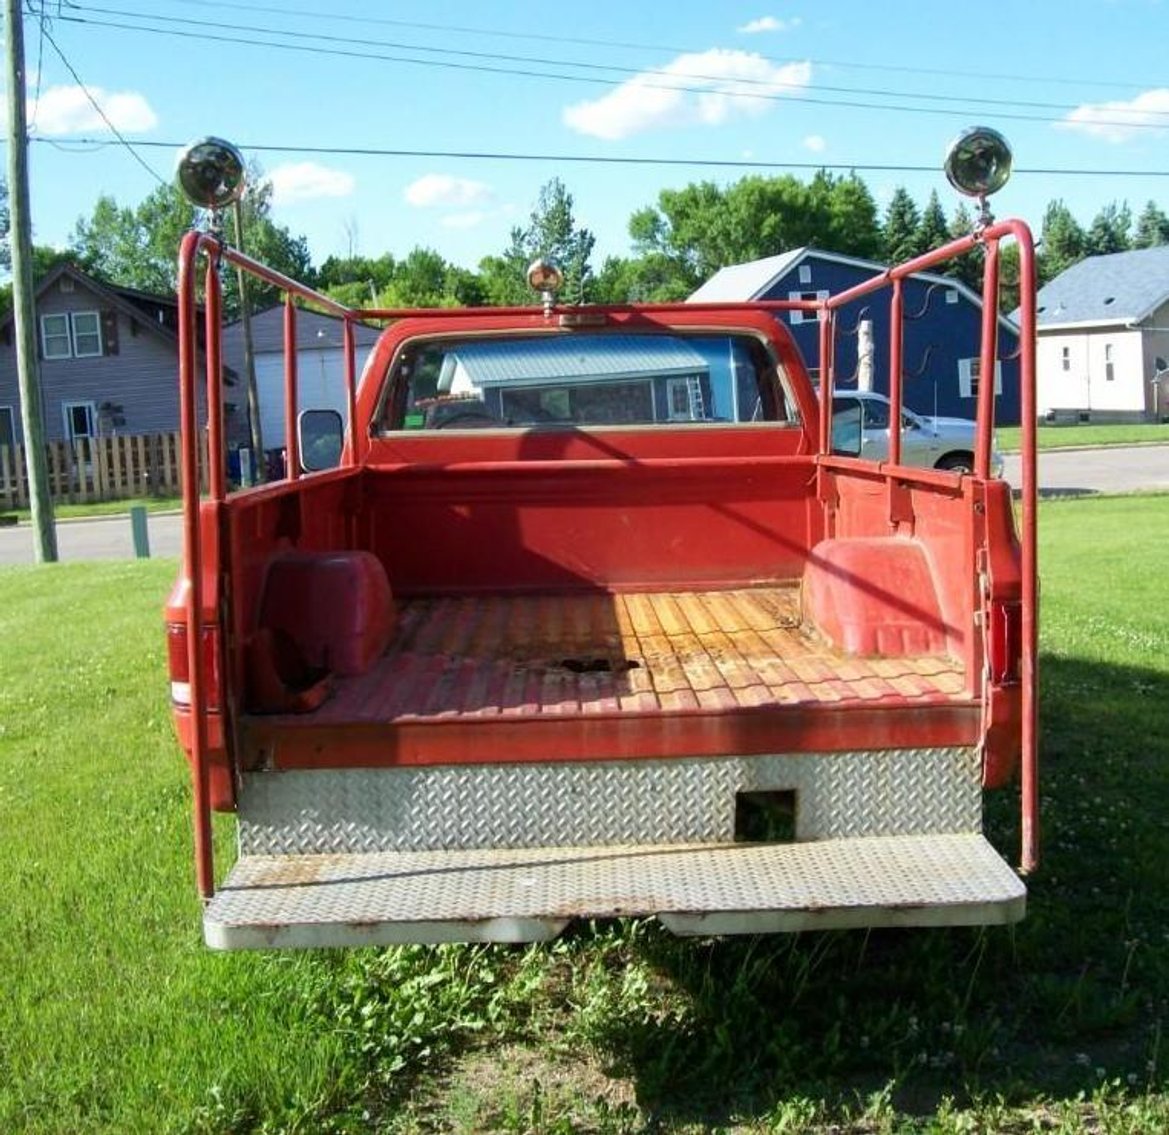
[997,421,1169,452]
[4,496,183,523]
[3,495,1169,1132]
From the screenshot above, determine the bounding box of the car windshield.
[375,331,799,432]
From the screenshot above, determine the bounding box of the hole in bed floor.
[735,791,797,843]
[559,657,642,674]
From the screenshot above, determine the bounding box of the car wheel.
[936,452,974,473]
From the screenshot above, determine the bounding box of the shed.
[221,306,382,454]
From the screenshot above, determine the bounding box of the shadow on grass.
[575,650,1169,1127]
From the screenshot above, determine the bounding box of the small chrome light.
[527,258,564,295]
[527,258,563,317]
[176,137,247,210]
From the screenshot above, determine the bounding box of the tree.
[624,171,882,296]
[480,179,596,306]
[1133,200,1169,248]
[70,163,315,315]
[916,190,950,255]
[0,177,10,272]
[944,203,983,291]
[882,187,922,264]
[1038,200,1087,284]
[377,248,485,308]
[1085,201,1131,258]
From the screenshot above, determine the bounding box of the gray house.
[0,263,235,451]
[1032,246,1169,422]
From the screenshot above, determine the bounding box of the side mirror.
[298,409,343,472]
[830,401,863,456]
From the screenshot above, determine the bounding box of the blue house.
[689,248,1022,425]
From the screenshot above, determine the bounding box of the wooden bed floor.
[302,587,967,724]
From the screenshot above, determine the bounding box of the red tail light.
[167,622,220,709]
[988,601,1022,685]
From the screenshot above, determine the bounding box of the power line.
[34,136,1169,179]
[55,9,1169,132]
[66,1,1164,122]
[38,19,167,184]
[140,0,1169,95]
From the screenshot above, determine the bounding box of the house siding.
[1141,299,1169,420]
[755,259,1022,425]
[0,273,219,444]
[1037,325,1150,420]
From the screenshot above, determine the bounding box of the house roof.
[1033,246,1169,328]
[687,246,1017,334]
[449,334,709,388]
[221,305,382,357]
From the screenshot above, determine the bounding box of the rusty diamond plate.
[237,748,982,856]
[205,833,1025,949]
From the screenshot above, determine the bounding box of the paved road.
[0,510,182,565]
[1001,443,1169,498]
[1,445,1166,565]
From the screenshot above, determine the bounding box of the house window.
[798,264,812,285]
[1061,346,1071,372]
[71,312,103,357]
[946,289,959,304]
[0,406,15,450]
[1105,343,1115,382]
[39,310,104,358]
[958,357,1004,399]
[788,290,828,325]
[41,313,72,359]
[62,401,96,441]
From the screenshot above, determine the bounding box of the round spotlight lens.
[527,258,564,294]
[944,126,1012,199]
[176,137,247,209]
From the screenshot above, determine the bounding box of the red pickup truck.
[167,131,1037,949]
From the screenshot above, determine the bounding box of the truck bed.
[241,585,973,771]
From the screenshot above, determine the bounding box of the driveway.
[1,446,1166,565]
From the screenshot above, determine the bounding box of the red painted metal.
[283,297,299,479]
[976,240,1001,478]
[171,211,1040,904]
[888,280,904,468]
[177,231,214,899]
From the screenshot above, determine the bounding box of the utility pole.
[5,0,57,560]
[231,197,264,482]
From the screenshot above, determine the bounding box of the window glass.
[71,312,102,357]
[0,406,15,449]
[41,314,71,359]
[378,332,796,433]
[861,399,890,429]
[830,396,862,454]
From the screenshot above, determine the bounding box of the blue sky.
[13,0,1169,275]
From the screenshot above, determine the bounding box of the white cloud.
[33,85,157,135]
[405,174,495,209]
[1059,88,1169,142]
[737,16,801,34]
[265,162,355,205]
[803,133,826,153]
[563,50,812,140]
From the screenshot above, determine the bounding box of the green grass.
[4,496,183,522]
[997,422,1169,452]
[2,495,1169,1132]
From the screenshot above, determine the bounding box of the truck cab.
[166,130,1038,949]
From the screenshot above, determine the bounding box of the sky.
[9,0,1169,278]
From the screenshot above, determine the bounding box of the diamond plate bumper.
[204,834,1025,949]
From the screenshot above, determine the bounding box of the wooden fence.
[0,432,209,508]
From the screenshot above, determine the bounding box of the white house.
[222,306,382,454]
[1031,247,1169,422]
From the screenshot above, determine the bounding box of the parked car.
[831,390,1003,476]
